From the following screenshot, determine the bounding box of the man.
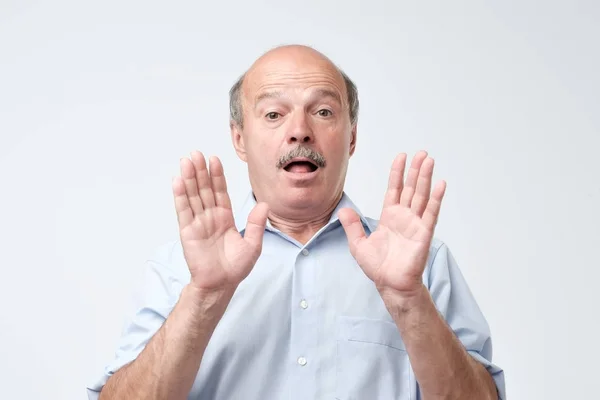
[87,45,505,399]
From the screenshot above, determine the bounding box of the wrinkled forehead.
[242,54,347,106]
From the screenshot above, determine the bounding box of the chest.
[186,230,416,400]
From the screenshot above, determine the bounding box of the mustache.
[276,145,327,169]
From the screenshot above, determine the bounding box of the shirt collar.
[233,191,375,235]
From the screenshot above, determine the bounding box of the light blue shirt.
[87,192,506,399]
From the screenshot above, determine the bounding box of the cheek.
[247,138,278,169]
[323,132,352,158]
[246,125,285,163]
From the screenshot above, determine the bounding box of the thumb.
[243,202,269,250]
[338,208,367,255]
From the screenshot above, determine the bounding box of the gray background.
[1,0,598,399]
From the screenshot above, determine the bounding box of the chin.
[280,187,322,208]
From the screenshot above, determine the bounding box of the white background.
[1,1,598,399]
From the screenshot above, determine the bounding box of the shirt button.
[301,249,309,256]
[300,299,308,309]
[297,356,307,366]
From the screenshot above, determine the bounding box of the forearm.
[99,284,233,400]
[382,285,497,400]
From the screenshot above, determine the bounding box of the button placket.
[290,244,317,397]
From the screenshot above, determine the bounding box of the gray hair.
[229,68,359,129]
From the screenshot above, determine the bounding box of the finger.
[191,151,216,209]
[180,157,203,216]
[383,153,407,207]
[172,176,194,228]
[399,150,428,208]
[410,157,434,217]
[338,208,367,256]
[422,180,447,230]
[209,156,232,209]
[243,202,269,251]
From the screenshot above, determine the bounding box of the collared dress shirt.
[87,192,506,399]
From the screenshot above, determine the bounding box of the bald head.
[229,45,359,129]
[246,45,339,80]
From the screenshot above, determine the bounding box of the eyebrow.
[254,88,343,109]
[254,91,285,105]
[314,89,342,105]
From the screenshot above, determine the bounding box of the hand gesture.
[339,151,446,297]
[172,151,269,294]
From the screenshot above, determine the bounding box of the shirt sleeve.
[86,244,182,399]
[425,241,507,400]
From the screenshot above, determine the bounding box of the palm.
[173,152,268,292]
[340,151,446,294]
[179,207,256,289]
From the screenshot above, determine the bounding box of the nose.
[286,112,314,144]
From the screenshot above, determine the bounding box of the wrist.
[379,284,432,317]
[180,283,234,323]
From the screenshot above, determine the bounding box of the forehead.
[242,51,346,104]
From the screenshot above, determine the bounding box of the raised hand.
[339,151,446,297]
[172,151,269,293]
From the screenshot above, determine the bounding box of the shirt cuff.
[468,350,506,400]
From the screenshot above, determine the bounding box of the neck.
[267,192,343,245]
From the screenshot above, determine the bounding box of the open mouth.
[283,158,319,173]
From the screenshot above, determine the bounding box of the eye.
[266,112,281,120]
[317,109,332,117]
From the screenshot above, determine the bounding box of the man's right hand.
[172,151,269,296]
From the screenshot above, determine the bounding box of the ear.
[349,124,357,156]
[230,121,248,162]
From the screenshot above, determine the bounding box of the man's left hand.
[339,151,446,300]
